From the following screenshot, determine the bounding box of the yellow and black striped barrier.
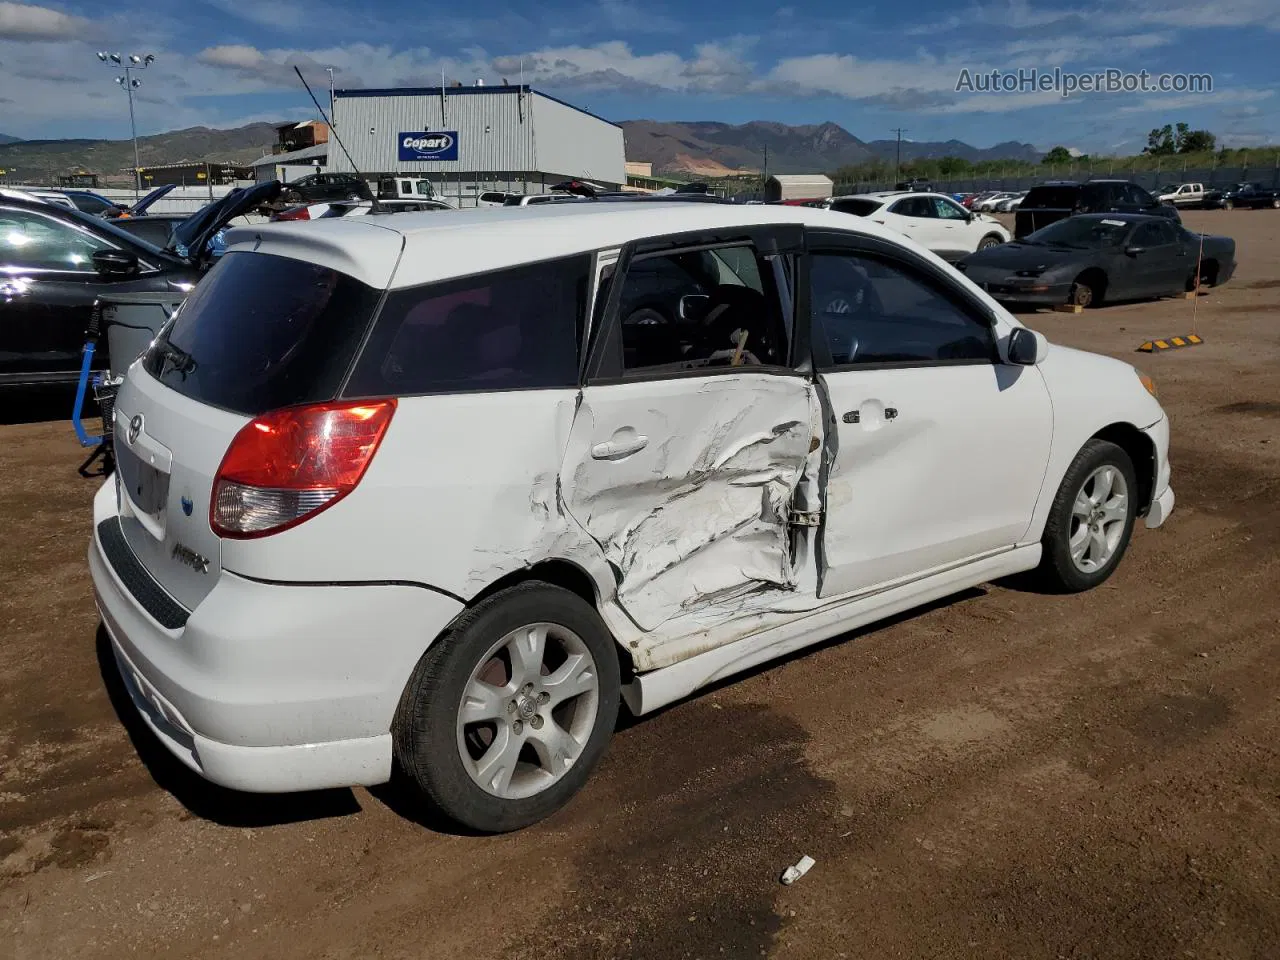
[1137,334,1204,352]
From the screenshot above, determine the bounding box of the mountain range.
[0,119,1040,183]
[0,124,280,183]
[619,120,1041,176]
[0,134,20,145]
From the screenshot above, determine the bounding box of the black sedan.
[957,213,1235,309]
[1204,182,1280,210]
[0,183,277,389]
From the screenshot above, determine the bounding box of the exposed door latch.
[885,407,899,420]
[788,508,822,527]
[842,410,860,424]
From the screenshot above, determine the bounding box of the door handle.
[591,434,649,460]
[885,407,899,420]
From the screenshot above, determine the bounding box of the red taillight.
[274,206,311,221]
[211,399,396,538]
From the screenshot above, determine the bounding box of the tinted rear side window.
[142,251,381,416]
[345,255,590,397]
[830,198,883,217]
[1022,187,1080,209]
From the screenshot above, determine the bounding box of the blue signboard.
[398,131,459,162]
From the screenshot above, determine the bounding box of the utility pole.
[327,68,336,127]
[891,127,908,184]
[96,51,155,198]
[762,144,769,194]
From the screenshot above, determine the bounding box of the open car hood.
[170,181,282,263]
[125,183,177,215]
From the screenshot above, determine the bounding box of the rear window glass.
[830,198,883,217]
[345,255,590,397]
[141,251,381,416]
[1022,187,1080,209]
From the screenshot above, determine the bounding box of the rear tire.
[1036,440,1138,593]
[393,583,620,833]
[1224,199,1234,210]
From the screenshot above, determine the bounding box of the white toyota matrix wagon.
[90,202,1174,832]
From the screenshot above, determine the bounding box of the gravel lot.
[2,210,1278,960]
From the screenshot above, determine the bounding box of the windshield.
[51,202,170,257]
[1023,217,1130,248]
[142,251,382,415]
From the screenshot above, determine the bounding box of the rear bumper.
[89,480,465,793]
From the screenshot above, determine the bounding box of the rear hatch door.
[110,227,398,611]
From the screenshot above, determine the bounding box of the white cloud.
[1115,87,1275,114]
[0,1,90,40]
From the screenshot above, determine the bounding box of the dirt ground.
[2,210,1278,960]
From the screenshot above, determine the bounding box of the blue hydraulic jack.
[72,302,117,478]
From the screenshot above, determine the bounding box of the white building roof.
[250,144,328,168]
[767,174,834,186]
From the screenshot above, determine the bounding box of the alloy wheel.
[1068,465,1129,573]
[456,622,600,800]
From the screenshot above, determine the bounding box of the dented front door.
[560,374,819,633]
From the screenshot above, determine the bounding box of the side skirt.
[621,544,1041,715]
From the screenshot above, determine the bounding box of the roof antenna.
[293,65,380,211]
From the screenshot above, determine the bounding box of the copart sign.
[398,132,459,162]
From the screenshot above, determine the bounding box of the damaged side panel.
[559,374,822,650]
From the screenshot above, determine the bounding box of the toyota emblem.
[128,414,143,444]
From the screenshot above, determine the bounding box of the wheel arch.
[1090,422,1156,516]
[468,559,636,682]
[1073,267,1109,299]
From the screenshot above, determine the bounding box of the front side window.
[0,208,110,272]
[809,252,995,367]
[346,255,590,397]
[933,197,969,220]
[613,244,788,375]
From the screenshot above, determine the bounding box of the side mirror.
[1124,245,1145,257]
[92,249,140,277]
[679,293,710,322]
[1008,326,1048,366]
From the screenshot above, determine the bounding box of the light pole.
[96,51,154,198]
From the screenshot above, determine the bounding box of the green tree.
[1042,145,1072,165]
[1145,125,1176,155]
[1177,129,1216,153]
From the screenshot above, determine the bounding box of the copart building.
[326,84,625,206]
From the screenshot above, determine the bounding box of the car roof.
[224,201,916,290]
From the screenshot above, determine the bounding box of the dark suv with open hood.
[1015,180,1178,238]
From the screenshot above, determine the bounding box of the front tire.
[977,234,1004,251]
[1068,278,1099,308]
[1036,440,1138,592]
[394,583,620,833]
[1224,199,1234,211]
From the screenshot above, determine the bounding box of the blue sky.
[0,0,1277,153]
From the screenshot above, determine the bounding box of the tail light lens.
[211,399,396,538]
[273,206,311,222]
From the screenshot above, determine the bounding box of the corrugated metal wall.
[331,88,535,174]
[529,93,625,185]
[328,87,624,189]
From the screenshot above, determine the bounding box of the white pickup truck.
[1157,183,1206,207]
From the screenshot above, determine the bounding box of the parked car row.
[0,182,280,388]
